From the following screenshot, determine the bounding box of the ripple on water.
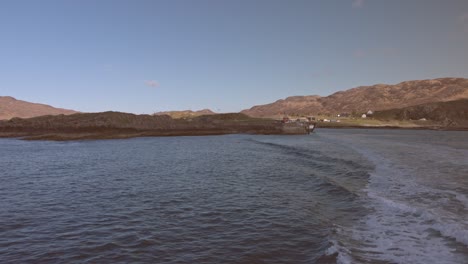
[0,131,467,263]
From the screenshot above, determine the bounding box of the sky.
[1,0,468,113]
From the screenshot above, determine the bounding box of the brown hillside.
[241,78,468,117]
[3,112,176,130]
[0,112,299,140]
[373,99,468,128]
[0,96,78,120]
[154,109,215,119]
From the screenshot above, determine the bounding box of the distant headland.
[0,112,309,141]
[1,77,468,140]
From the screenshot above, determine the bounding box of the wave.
[319,239,352,264]
[368,191,468,246]
[352,147,467,262]
[316,132,468,263]
[248,138,370,209]
[249,139,366,171]
[250,138,372,263]
[249,134,468,263]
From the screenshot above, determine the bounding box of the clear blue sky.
[1,0,468,113]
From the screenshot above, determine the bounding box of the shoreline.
[0,112,306,141]
[315,125,468,131]
[1,125,466,142]
[0,111,465,141]
[0,128,293,141]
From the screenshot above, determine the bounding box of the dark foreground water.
[0,129,467,263]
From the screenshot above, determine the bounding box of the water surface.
[1,129,467,263]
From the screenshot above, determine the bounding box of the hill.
[0,96,78,120]
[154,109,215,119]
[0,112,305,140]
[373,99,468,128]
[241,78,468,117]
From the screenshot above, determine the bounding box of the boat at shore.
[309,123,316,133]
[281,116,316,134]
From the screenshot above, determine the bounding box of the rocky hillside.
[154,109,215,119]
[0,96,78,120]
[242,78,468,117]
[373,99,468,128]
[3,112,177,130]
[0,112,298,140]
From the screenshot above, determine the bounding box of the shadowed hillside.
[373,99,468,128]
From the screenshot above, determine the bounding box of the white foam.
[320,132,468,263]
[361,158,466,262]
[452,191,468,208]
[325,239,353,264]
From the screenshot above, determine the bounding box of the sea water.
[0,129,467,263]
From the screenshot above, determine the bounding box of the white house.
[361,114,367,118]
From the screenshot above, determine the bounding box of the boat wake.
[325,134,468,264]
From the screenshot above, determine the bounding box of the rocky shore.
[315,123,468,131]
[0,112,307,141]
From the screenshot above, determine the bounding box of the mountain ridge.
[241,77,468,117]
[0,96,78,120]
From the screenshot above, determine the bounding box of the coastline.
[1,125,466,142]
[0,112,309,141]
[0,129,288,141]
[315,124,468,131]
[312,119,468,131]
[0,112,466,141]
